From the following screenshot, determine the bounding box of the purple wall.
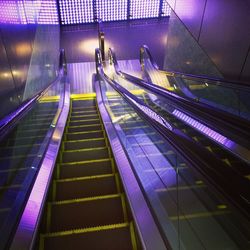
[168,0,250,82]
[61,19,169,68]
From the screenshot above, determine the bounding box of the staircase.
[38,96,139,250]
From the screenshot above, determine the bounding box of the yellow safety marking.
[69,118,100,124]
[110,158,116,174]
[70,113,99,119]
[51,194,121,205]
[170,210,231,221]
[39,234,45,250]
[65,137,104,144]
[46,202,52,232]
[71,106,97,111]
[52,181,57,201]
[115,173,121,193]
[130,222,138,250]
[245,175,250,180]
[71,110,98,115]
[222,158,231,166]
[156,184,206,192]
[55,173,114,183]
[195,180,204,185]
[217,204,227,209]
[63,146,107,153]
[40,95,60,101]
[71,93,96,99]
[67,123,101,129]
[121,193,128,222]
[41,222,129,238]
[56,164,60,179]
[65,129,103,135]
[60,158,111,166]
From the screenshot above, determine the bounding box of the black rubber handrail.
[96,48,250,220]
[0,49,67,143]
[108,48,250,151]
[140,45,250,89]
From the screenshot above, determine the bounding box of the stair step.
[72,100,96,108]
[64,138,106,151]
[70,114,99,121]
[68,118,100,127]
[65,130,104,141]
[0,144,41,157]
[67,124,102,133]
[54,174,118,201]
[71,110,98,116]
[59,159,113,179]
[62,147,109,163]
[48,195,125,232]
[40,223,134,250]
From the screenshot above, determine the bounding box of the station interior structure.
[0,0,250,249]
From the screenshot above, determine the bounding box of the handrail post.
[98,19,105,61]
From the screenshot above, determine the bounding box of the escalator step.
[48,195,125,232]
[72,100,96,108]
[59,159,113,179]
[54,174,118,201]
[67,124,102,133]
[71,110,98,117]
[68,118,100,127]
[62,147,109,163]
[40,223,134,250]
[65,130,104,141]
[0,144,41,157]
[64,138,106,151]
[70,114,99,121]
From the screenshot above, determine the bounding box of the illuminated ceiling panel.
[96,0,127,22]
[130,0,160,19]
[59,0,94,25]
[0,0,171,25]
[0,0,58,25]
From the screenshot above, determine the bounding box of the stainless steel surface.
[95,79,167,250]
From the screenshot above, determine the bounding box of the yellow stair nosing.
[56,173,115,183]
[65,137,105,144]
[60,158,112,166]
[70,114,99,119]
[67,123,102,129]
[50,193,122,205]
[65,129,103,135]
[63,146,108,153]
[41,222,130,238]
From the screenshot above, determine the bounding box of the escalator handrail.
[140,45,250,90]
[97,48,250,221]
[0,49,67,142]
[95,76,167,250]
[9,50,70,250]
[108,48,250,161]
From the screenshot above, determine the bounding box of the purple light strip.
[172,109,234,147]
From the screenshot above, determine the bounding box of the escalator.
[37,97,139,249]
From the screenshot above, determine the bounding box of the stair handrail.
[108,48,250,160]
[140,45,250,90]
